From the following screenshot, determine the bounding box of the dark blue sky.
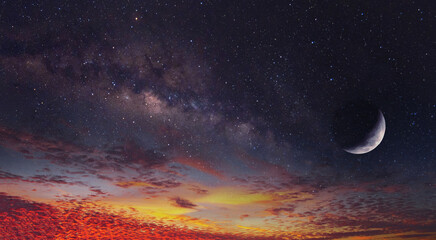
[0,1,434,239]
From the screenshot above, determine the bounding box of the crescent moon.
[344,110,386,154]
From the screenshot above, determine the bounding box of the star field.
[0,1,435,239]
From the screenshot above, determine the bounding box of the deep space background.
[0,1,435,239]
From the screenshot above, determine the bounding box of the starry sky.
[0,1,435,239]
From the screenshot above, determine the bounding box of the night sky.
[0,1,435,239]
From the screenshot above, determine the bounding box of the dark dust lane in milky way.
[0,1,435,239]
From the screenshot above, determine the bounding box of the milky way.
[0,1,435,239]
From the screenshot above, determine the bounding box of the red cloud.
[174,157,225,179]
[0,193,275,240]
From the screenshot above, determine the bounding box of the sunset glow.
[0,1,435,239]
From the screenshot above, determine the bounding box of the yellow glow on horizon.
[199,187,272,205]
[237,225,269,232]
[99,199,219,230]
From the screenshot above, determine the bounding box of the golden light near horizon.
[0,0,434,239]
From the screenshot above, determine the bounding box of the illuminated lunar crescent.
[344,110,386,154]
